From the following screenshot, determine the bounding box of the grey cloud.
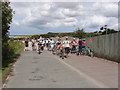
[54,2,79,9]
[11,2,118,33]
[92,2,118,18]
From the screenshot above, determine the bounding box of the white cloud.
[10,2,118,34]
[78,15,118,32]
[9,0,119,2]
[92,2,118,17]
[12,21,20,26]
[62,8,83,17]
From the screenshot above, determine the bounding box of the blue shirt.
[78,40,82,46]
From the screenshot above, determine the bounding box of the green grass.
[8,40,24,56]
[1,40,24,83]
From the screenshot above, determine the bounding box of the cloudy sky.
[9,1,119,35]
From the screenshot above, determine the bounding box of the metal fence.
[52,32,120,62]
[86,32,120,62]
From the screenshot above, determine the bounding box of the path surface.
[3,48,118,88]
[61,54,118,88]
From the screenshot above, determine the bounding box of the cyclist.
[47,39,51,51]
[70,38,78,53]
[38,39,44,52]
[63,36,71,58]
[50,39,55,51]
[77,37,82,55]
[41,39,45,50]
[55,38,62,50]
[52,38,62,55]
[31,38,36,51]
[45,38,49,48]
[38,40,42,54]
[24,39,29,51]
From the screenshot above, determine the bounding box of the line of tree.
[31,28,114,39]
[101,28,118,35]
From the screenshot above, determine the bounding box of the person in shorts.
[77,37,82,55]
[63,37,71,58]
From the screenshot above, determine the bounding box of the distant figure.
[24,39,29,51]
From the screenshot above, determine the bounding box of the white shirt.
[46,40,49,43]
[32,39,36,43]
[63,40,70,47]
[42,41,45,44]
[50,40,54,45]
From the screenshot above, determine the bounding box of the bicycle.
[38,44,44,54]
[81,46,94,57]
[38,45,41,54]
[47,44,51,51]
[70,45,78,54]
[59,47,65,59]
[32,43,37,51]
[52,45,57,55]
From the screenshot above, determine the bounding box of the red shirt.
[82,41,87,46]
[71,41,77,45]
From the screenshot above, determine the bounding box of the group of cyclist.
[24,36,87,58]
[52,37,87,57]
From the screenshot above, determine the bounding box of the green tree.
[2,1,14,67]
[102,28,118,35]
[73,28,86,38]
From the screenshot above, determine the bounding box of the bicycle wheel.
[52,48,56,55]
[38,48,41,54]
[86,47,93,57]
[90,51,94,57]
[61,51,64,59]
[81,48,85,55]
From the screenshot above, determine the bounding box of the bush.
[2,40,24,67]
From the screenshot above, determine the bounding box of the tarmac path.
[3,46,118,88]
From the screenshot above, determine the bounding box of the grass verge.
[1,40,24,84]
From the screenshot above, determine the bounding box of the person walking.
[77,37,82,55]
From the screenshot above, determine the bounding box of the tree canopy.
[2,1,14,67]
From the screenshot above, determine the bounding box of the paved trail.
[3,48,118,88]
